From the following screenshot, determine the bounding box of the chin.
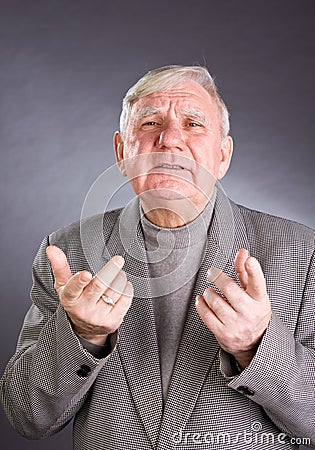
[147,190,186,201]
[138,186,207,214]
[131,176,213,208]
[146,180,196,199]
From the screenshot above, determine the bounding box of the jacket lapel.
[157,187,250,447]
[103,198,164,449]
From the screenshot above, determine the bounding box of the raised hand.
[195,249,272,368]
[46,245,133,345]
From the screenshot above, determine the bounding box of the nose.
[156,121,185,151]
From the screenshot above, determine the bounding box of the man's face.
[114,81,233,212]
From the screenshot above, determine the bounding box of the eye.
[188,122,201,127]
[140,120,160,128]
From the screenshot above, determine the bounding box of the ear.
[217,135,233,180]
[113,131,127,176]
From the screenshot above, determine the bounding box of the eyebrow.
[133,106,209,125]
[182,108,208,124]
[134,106,164,122]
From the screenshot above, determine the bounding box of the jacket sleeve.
[220,249,315,448]
[0,235,117,439]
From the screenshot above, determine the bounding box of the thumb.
[46,245,72,291]
[234,248,249,289]
[245,256,268,301]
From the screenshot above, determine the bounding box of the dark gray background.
[0,1,314,449]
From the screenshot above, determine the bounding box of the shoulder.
[48,207,123,252]
[232,201,315,248]
[34,208,124,275]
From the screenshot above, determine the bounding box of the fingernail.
[234,248,248,262]
[247,256,256,268]
[81,271,92,282]
[113,255,125,268]
[195,295,200,306]
[207,267,222,282]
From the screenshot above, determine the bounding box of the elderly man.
[1,66,314,449]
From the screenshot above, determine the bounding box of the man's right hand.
[46,245,133,345]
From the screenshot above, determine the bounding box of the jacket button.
[76,364,91,378]
[237,385,255,396]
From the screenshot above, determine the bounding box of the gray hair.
[119,65,230,139]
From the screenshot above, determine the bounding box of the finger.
[60,270,93,302]
[95,255,125,288]
[83,273,112,302]
[102,270,127,303]
[83,256,125,303]
[46,245,73,290]
[202,287,236,324]
[206,268,247,312]
[111,280,134,309]
[245,256,268,301]
[195,294,224,333]
[106,281,133,329]
[234,248,249,289]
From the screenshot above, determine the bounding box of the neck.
[139,194,210,228]
[144,208,187,228]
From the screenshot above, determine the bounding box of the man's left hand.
[195,248,272,369]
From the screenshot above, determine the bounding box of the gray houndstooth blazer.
[1,187,314,449]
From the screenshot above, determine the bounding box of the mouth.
[155,163,186,170]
